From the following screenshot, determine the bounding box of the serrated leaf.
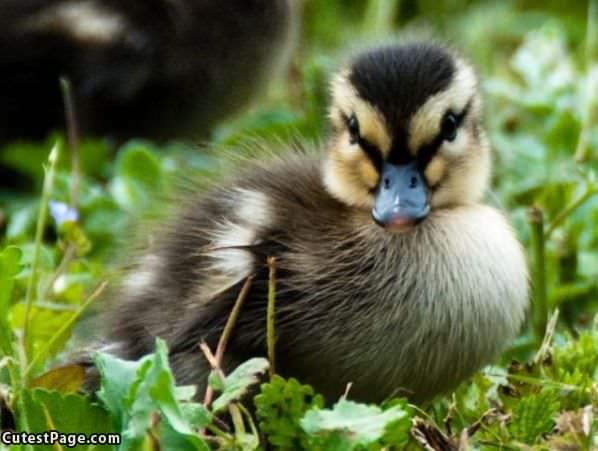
[301,399,412,448]
[212,357,269,412]
[555,331,598,377]
[255,375,325,449]
[508,388,560,445]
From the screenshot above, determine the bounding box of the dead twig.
[340,382,353,401]
[202,276,253,407]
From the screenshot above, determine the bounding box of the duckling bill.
[100,41,529,404]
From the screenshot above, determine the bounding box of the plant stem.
[362,0,400,37]
[544,186,597,238]
[236,403,259,438]
[586,0,598,66]
[25,281,106,378]
[200,343,247,440]
[575,0,598,163]
[60,78,80,210]
[528,207,548,340]
[23,143,59,365]
[5,356,33,451]
[41,403,65,451]
[0,313,15,359]
[267,257,277,377]
[229,404,245,436]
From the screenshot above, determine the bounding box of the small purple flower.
[49,200,79,226]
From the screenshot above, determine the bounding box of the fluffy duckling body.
[0,0,295,142]
[104,42,528,403]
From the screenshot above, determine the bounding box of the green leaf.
[554,331,598,377]
[20,388,115,451]
[212,357,269,412]
[208,370,225,391]
[110,141,163,212]
[0,246,23,288]
[301,399,412,449]
[9,304,72,368]
[5,200,38,240]
[94,351,144,427]
[94,338,210,451]
[213,108,300,147]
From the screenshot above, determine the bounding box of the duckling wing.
[103,157,329,378]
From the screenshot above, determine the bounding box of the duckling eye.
[347,113,360,144]
[441,112,458,142]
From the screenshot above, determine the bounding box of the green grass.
[1,0,598,449]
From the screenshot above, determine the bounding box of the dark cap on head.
[348,42,456,127]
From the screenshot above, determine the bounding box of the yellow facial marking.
[408,58,478,154]
[323,140,376,209]
[358,158,380,190]
[425,156,447,187]
[330,72,392,156]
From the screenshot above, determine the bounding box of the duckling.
[102,41,529,404]
[0,0,295,143]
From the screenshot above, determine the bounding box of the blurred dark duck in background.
[0,0,297,143]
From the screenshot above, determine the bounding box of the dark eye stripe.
[416,98,473,168]
[357,137,383,173]
[454,99,472,127]
[341,112,384,173]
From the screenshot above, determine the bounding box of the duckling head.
[323,41,490,232]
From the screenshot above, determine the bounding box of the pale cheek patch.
[23,1,127,44]
[430,142,491,208]
[440,126,470,157]
[323,151,375,209]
